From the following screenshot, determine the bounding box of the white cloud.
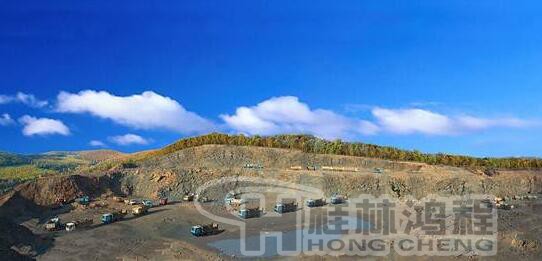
[220,96,378,139]
[56,90,214,134]
[220,96,535,139]
[109,134,149,146]
[372,107,534,135]
[0,113,15,126]
[0,92,48,108]
[89,140,106,147]
[18,115,70,136]
[16,92,48,108]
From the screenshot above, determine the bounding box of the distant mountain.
[0,150,124,182]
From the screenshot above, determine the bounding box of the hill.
[0,150,124,183]
[100,133,542,171]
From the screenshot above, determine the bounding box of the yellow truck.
[132,205,149,216]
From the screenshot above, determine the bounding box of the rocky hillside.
[3,143,542,211]
[109,144,542,201]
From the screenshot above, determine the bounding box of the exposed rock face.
[3,145,541,208]
[110,145,542,200]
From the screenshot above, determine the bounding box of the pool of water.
[209,216,371,258]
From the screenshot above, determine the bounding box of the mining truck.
[224,192,237,204]
[191,223,220,237]
[142,199,153,208]
[159,198,168,205]
[75,195,90,205]
[238,207,261,219]
[101,211,127,224]
[44,217,61,231]
[65,218,93,232]
[132,205,149,216]
[274,202,298,214]
[330,194,347,205]
[306,198,326,208]
[183,193,195,202]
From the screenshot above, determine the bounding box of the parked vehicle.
[238,207,261,219]
[191,223,221,236]
[65,218,93,232]
[76,195,90,205]
[142,199,153,208]
[306,198,326,208]
[183,193,195,202]
[224,192,237,204]
[330,194,346,204]
[132,205,149,216]
[101,211,126,224]
[65,222,76,232]
[274,202,298,214]
[128,199,140,205]
[44,217,61,231]
[159,197,168,205]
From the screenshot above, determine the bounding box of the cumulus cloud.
[56,90,215,134]
[372,107,533,135]
[0,113,15,126]
[0,92,48,108]
[18,115,70,136]
[219,96,535,139]
[220,96,378,139]
[89,140,106,147]
[109,134,149,146]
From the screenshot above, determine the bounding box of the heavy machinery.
[225,192,246,209]
[44,217,61,231]
[127,199,140,205]
[228,198,246,210]
[274,202,298,214]
[224,192,237,204]
[65,218,93,232]
[75,195,90,205]
[159,198,168,205]
[191,223,221,236]
[183,193,195,202]
[142,199,153,208]
[330,194,347,205]
[132,205,149,216]
[65,222,76,232]
[238,207,261,219]
[306,198,326,208]
[101,211,127,224]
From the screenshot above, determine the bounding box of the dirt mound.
[0,174,119,219]
[0,217,52,260]
[14,175,109,206]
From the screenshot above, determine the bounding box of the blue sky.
[1,1,541,157]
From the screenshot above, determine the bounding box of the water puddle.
[209,216,371,258]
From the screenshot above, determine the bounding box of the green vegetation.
[0,152,33,167]
[0,165,55,181]
[143,133,542,169]
[0,150,123,181]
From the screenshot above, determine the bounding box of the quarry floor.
[17,195,542,261]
